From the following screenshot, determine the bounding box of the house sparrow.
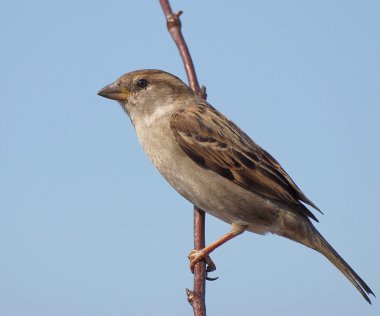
[98,69,374,303]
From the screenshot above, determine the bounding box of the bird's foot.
[188,249,216,273]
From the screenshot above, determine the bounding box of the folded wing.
[170,103,321,221]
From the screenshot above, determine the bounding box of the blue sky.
[0,1,379,315]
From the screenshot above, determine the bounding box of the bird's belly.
[140,135,280,235]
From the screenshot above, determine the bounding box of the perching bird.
[98,69,374,303]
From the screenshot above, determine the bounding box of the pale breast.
[134,118,281,235]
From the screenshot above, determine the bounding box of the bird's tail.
[308,226,375,304]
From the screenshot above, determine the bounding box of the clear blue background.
[1,1,379,315]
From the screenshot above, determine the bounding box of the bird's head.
[98,69,194,126]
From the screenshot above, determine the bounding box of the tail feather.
[312,229,375,304]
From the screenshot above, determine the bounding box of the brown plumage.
[98,69,374,304]
[170,102,373,303]
[170,104,321,221]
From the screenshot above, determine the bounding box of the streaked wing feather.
[170,103,320,221]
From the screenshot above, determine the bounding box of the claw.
[205,259,216,272]
[206,274,219,281]
[188,249,217,274]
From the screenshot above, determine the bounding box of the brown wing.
[170,103,321,222]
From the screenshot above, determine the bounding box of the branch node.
[186,288,195,304]
[200,85,207,99]
[186,288,205,316]
[166,11,182,30]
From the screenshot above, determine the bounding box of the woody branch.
[159,1,207,315]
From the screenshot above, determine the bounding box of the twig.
[159,1,207,315]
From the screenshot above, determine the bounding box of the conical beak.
[98,82,130,101]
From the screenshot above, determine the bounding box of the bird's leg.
[188,223,246,273]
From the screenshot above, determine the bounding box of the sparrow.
[98,69,374,303]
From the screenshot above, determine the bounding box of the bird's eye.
[137,79,149,89]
